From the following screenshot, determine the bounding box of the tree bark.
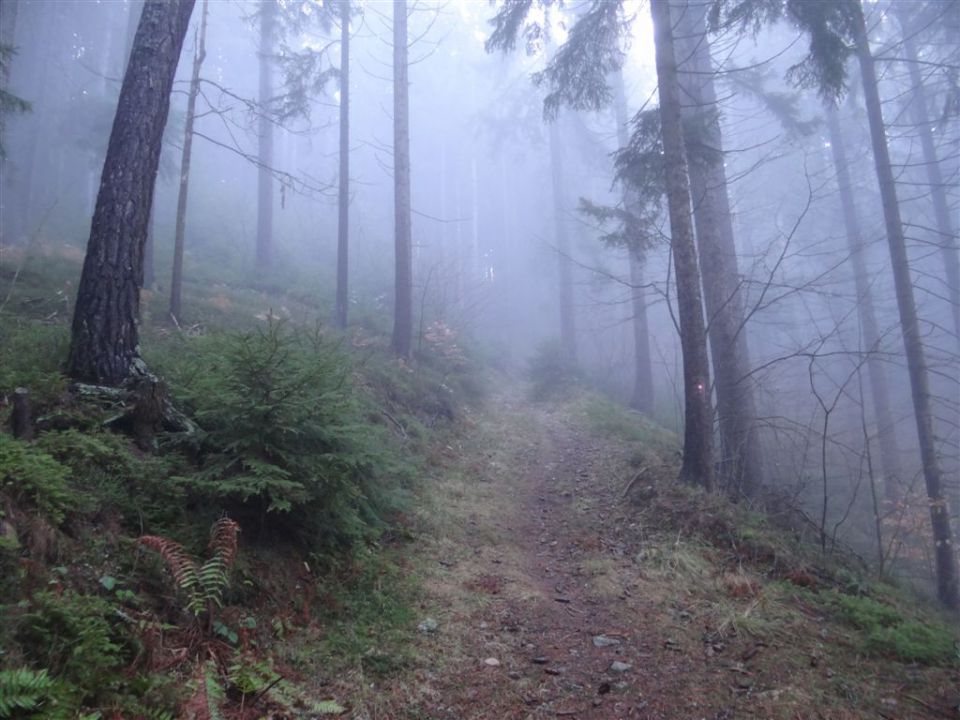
[673,0,763,499]
[651,0,714,490]
[169,0,208,323]
[548,117,577,362]
[896,9,960,345]
[391,0,413,358]
[334,0,350,329]
[67,0,196,386]
[613,70,654,414]
[255,0,275,270]
[11,388,32,441]
[852,1,959,611]
[825,107,903,502]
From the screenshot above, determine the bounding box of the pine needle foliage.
[161,320,400,549]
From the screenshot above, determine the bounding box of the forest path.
[388,391,712,720]
[335,389,959,720]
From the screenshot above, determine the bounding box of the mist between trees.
[0,0,957,610]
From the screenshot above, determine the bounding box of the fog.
[1,0,958,593]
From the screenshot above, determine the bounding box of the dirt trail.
[403,395,707,720]
[379,393,955,720]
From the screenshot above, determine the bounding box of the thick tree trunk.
[826,107,903,502]
[651,0,714,490]
[67,0,196,385]
[673,0,763,499]
[169,0,208,323]
[613,70,654,414]
[255,0,275,270]
[391,0,413,358]
[852,2,959,611]
[896,11,960,344]
[125,0,155,291]
[548,117,577,362]
[334,0,350,329]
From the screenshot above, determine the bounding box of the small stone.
[593,635,621,648]
[417,618,438,633]
[507,670,522,680]
[610,661,632,673]
[531,656,549,664]
[483,657,501,667]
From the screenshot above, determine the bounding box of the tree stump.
[11,388,33,440]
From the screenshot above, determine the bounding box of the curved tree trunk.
[673,0,763,499]
[852,1,959,611]
[651,0,714,490]
[169,0,208,323]
[334,0,350,329]
[255,0,275,270]
[613,70,654,414]
[67,0,196,385]
[391,0,413,358]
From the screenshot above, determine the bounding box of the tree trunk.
[613,70,654,414]
[896,10,960,344]
[852,1,959,611]
[651,0,714,490]
[673,0,763,499]
[825,107,903,502]
[334,0,350,329]
[169,0,208,323]
[391,0,412,358]
[548,116,578,363]
[67,0,196,386]
[255,0,275,270]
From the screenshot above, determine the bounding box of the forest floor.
[332,389,959,720]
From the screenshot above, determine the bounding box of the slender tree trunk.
[673,0,762,499]
[168,0,208,323]
[0,0,19,241]
[67,0,196,385]
[255,0,275,270]
[852,1,959,611]
[548,117,577,362]
[391,0,412,358]
[826,107,903,502]
[896,10,960,344]
[334,0,350,329]
[613,70,654,413]
[651,0,714,490]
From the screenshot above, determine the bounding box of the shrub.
[33,428,186,531]
[159,321,404,549]
[0,434,75,525]
[526,339,582,401]
[15,590,128,702]
[0,320,68,408]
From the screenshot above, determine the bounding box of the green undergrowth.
[0,254,481,718]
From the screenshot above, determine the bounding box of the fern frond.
[139,535,200,594]
[180,661,225,720]
[207,518,239,569]
[0,667,54,716]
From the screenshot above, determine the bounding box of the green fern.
[139,518,240,620]
[0,667,54,717]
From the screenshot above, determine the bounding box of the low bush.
[0,434,75,525]
[155,320,409,551]
[526,339,582,401]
